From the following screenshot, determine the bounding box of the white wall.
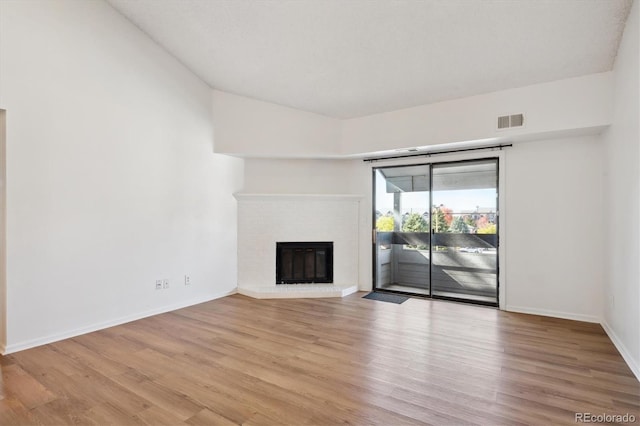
[602,0,640,378]
[503,137,603,322]
[0,1,244,352]
[213,73,613,158]
[213,90,341,158]
[242,158,361,194]
[341,73,613,156]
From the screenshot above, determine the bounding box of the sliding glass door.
[374,165,431,295]
[373,159,499,306]
[430,160,498,304]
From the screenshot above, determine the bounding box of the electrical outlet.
[155,280,162,290]
[185,275,191,285]
[163,279,169,289]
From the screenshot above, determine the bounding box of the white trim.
[364,146,507,168]
[234,193,364,201]
[506,305,600,323]
[601,320,640,381]
[496,151,506,311]
[2,289,237,355]
[238,284,358,299]
[359,283,373,292]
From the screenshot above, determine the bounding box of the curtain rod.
[362,143,513,163]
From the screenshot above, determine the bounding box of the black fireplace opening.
[276,242,333,284]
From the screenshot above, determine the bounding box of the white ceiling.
[107,0,633,119]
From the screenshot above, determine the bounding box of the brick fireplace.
[234,193,362,298]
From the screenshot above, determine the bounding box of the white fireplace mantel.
[234,193,364,201]
[235,192,364,298]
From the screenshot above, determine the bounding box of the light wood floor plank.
[0,292,638,425]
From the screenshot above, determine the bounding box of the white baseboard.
[505,305,600,323]
[601,320,640,381]
[2,288,237,355]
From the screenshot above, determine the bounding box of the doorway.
[0,109,5,348]
[373,158,499,306]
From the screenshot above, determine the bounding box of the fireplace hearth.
[276,242,333,284]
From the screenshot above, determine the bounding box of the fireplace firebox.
[276,242,333,284]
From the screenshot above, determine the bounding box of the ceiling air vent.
[497,115,510,130]
[497,113,525,130]
[510,113,524,127]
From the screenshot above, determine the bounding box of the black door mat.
[362,292,409,304]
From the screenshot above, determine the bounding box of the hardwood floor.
[1,293,638,425]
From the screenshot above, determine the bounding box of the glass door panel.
[374,165,431,295]
[431,160,498,304]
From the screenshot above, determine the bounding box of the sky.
[375,173,497,214]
